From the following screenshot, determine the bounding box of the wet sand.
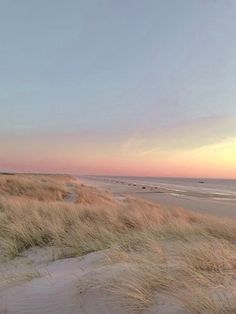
[79,176,236,219]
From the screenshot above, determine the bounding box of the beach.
[79,176,236,219]
[1,174,236,314]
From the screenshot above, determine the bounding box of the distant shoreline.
[79,175,236,219]
[80,174,236,182]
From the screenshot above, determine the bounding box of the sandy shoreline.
[79,176,236,219]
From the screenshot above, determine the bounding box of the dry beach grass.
[1,173,236,313]
[0,173,72,201]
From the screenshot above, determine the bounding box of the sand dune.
[0,249,124,314]
[1,174,236,313]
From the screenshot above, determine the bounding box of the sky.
[1,0,236,178]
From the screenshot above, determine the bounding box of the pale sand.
[0,248,123,314]
[0,247,186,314]
[79,176,236,219]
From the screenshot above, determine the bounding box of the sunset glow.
[1,1,236,178]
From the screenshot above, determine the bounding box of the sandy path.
[0,249,125,314]
[0,246,187,314]
[64,183,78,203]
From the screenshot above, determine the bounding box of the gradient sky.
[1,0,236,178]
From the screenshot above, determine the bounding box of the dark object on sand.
[133,184,136,186]
[198,181,205,184]
[142,186,146,189]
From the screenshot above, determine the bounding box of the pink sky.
[1,116,236,178]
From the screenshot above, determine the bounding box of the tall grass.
[104,233,236,313]
[1,174,236,312]
[0,195,200,258]
[74,184,118,206]
[0,174,73,201]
